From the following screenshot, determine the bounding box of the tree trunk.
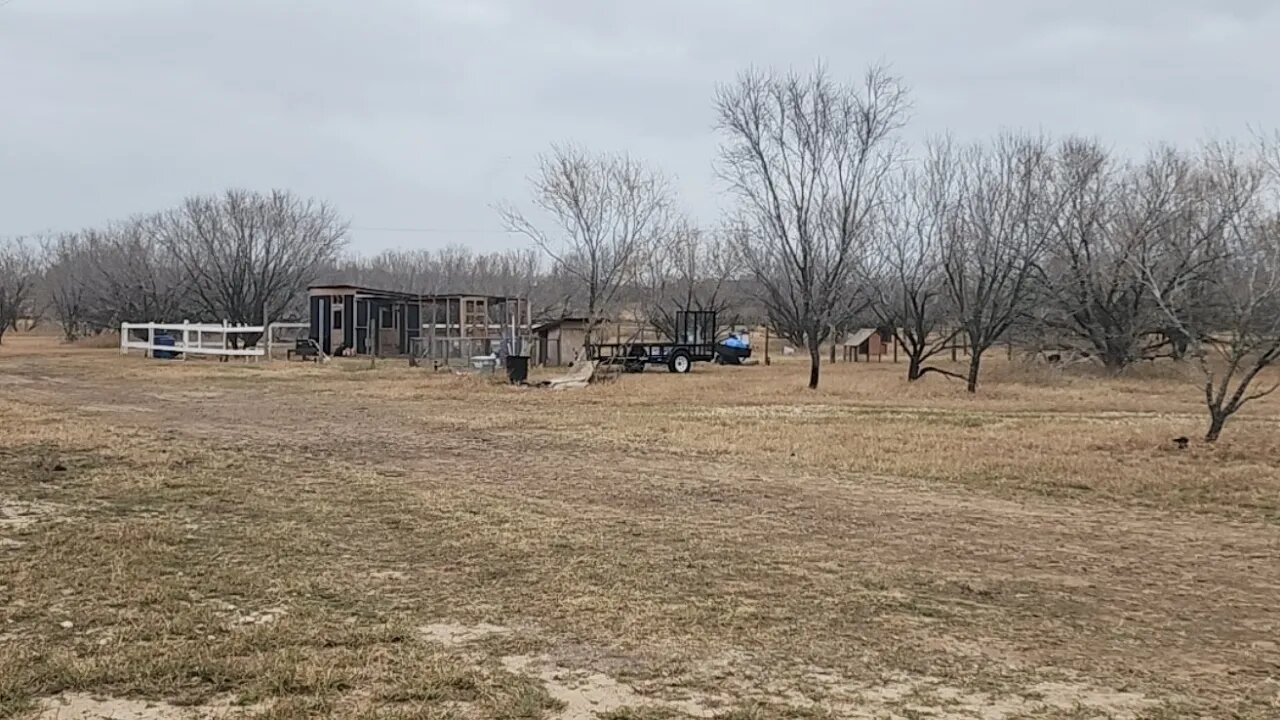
[1205,411,1227,443]
[965,352,983,393]
[807,340,821,389]
[907,355,922,381]
[1100,340,1132,372]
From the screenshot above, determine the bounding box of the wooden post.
[893,337,898,363]
[146,323,155,359]
[764,326,771,366]
[182,320,190,361]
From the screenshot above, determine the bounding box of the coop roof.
[842,328,877,347]
[307,283,522,303]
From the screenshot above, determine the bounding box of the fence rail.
[120,321,268,359]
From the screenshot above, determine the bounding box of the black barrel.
[506,355,530,384]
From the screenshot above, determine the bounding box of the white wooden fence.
[120,321,310,360]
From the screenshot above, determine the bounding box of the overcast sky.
[2,0,1277,253]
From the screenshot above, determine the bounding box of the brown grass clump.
[1,338,1278,718]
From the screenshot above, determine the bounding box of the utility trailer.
[587,310,718,373]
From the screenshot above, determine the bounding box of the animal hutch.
[307,284,532,362]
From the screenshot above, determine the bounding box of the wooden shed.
[841,328,895,362]
[533,317,612,366]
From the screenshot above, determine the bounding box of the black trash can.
[506,355,530,384]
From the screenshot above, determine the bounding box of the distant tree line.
[4,64,1279,441]
[501,66,1280,440]
[1,189,346,345]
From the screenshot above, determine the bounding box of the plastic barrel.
[506,355,530,384]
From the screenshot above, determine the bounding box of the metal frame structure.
[307,284,532,361]
[587,310,719,374]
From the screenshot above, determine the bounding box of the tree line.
[1,189,346,344]
[3,64,1278,441]
[500,65,1280,440]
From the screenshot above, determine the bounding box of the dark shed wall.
[311,295,333,354]
[405,304,421,354]
[343,295,355,350]
[309,296,323,349]
[355,298,370,354]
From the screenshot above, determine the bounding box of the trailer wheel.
[668,349,692,374]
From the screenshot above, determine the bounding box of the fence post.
[182,320,190,360]
[146,323,155,359]
[120,323,129,355]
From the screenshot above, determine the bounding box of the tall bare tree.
[639,219,741,339]
[157,190,347,339]
[503,145,671,346]
[1141,142,1277,441]
[865,139,961,381]
[1038,143,1236,369]
[716,65,908,388]
[42,233,93,341]
[77,218,191,330]
[941,134,1056,392]
[0,238,42,345]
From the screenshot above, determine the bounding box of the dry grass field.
[2,333,1278,719]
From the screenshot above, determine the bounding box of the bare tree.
[503,145,671,346]
[941,134,1056,392]
[716,65,908,389]
[1039,138,1139,368]
[157,190,347,340]
[1141,142,1276,441]
[0,238,42,345]
[640,219,741,339]
[865,139,961,381]
[1037,143,1238,369]
[76,218,191,331]
[41,233,93,341]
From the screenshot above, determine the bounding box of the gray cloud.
[2,0,1277,252]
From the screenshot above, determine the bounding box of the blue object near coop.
[152,333,179,360]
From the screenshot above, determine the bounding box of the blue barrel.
[152,334,178,360]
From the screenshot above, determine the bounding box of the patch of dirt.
[149,391,224,401]
[80,404,150,414]
[816,673,1156,719]
[500,653,1157,720]
[205,599,287,626]
[502,654,714,719]
[36,693,254,719]
[419,621,510,646]
[0,498,64,530]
